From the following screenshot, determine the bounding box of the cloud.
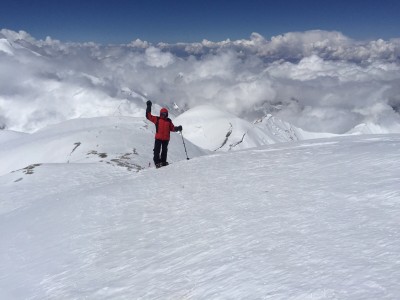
[145,46,175,67]
[0,29,400,134]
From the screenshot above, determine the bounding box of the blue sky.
[1,0,399,43]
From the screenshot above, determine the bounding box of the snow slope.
[175,105,337,151]
[0,116,206,176]
[1,131,400,299]
[346,121,400,135]
[0,130,27,144]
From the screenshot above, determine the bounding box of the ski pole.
[180,132,190,160]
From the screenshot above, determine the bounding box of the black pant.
[153,139,169,165]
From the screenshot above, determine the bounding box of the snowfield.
[1,116,400,299]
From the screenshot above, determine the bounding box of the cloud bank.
[1,29,400,133]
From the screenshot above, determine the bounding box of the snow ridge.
[0,116,206,176]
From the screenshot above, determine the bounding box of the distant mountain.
[0,38,14,56]
[346,121,400,135]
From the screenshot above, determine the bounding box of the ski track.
[1,135,400,299]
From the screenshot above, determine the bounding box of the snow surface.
[1,116,400,299]
[0,116,205,176]
[0,130,27,144]
[175,105,337,151]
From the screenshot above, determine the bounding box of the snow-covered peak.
[0,38,14,55]
[347,121,400,135]
[175,105,258,151]
[175,105,336,151]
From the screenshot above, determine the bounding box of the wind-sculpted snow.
[1,134,400,299]
[1,29,400,134]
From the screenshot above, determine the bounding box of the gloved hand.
[146,100,152,106]
[175,125,183,132]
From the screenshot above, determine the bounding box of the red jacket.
[146,108,176,141]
